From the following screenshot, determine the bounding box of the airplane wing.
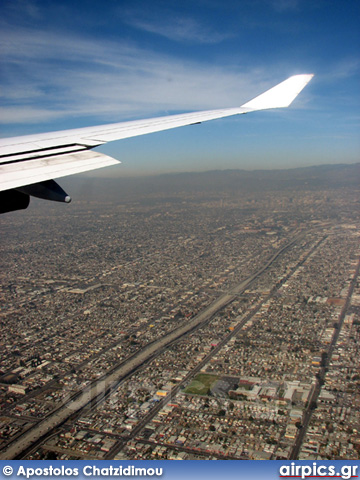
[0,74,313,213]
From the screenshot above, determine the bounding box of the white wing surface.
[0,74,313,213]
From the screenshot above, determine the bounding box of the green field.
[184,374,219,395]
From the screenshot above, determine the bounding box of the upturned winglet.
[241,74,314,111]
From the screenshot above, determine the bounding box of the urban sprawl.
[1,176,359,460]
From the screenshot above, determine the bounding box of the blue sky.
[1,0,359,175]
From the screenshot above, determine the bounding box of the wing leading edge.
[0,74,313,213]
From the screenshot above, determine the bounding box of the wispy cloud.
[0,107,64,124]
[0,25,290,126]
[123,13,231,44]
[267,0,301,12]
[324,58,360,80]
[3,0,42,21]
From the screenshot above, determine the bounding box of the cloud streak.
[123,13,231,44]
[0,25,291,127]
[267,0,301,12]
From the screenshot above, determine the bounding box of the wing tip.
[242,73,314,111]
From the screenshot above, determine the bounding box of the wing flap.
[0,151,120,191]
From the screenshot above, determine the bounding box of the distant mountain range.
[61,162,360,202]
